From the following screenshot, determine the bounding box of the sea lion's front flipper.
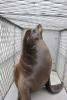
[45,78,63,94]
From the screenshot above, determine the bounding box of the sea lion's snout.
[36,24,43,34]
[32,24,43,39]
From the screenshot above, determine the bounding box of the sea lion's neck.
[21,39,37,66]
[19,42,37,76]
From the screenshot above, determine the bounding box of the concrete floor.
[4,72,67,100]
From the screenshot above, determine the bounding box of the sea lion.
[14,24,63,100]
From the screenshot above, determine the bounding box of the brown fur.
[14,24,63,100]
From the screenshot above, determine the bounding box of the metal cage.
[0,16,67,100]
[0,16,23,100]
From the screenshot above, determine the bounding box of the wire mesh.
[57,30,67,90]
[0,16,23,99]
[0,15,67,100]
[0,0,67,30]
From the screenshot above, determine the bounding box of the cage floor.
[4,72,67,100]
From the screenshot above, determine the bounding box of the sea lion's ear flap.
[36,24,43,34]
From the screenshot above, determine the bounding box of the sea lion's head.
[23,24,43,43]
[23,24,43,53]
[31,24,43,40]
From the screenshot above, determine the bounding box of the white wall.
[43,30,60,70]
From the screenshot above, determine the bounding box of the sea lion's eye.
[32,45,36,49]
[32,29,36,34]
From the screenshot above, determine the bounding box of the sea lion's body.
[14,24,63,100]
[29,39,52,91]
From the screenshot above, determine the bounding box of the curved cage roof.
[0,0,67,30]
